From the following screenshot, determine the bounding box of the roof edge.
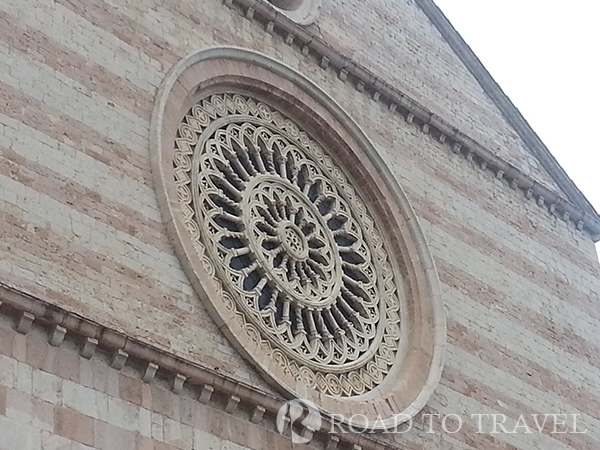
[417,0,600,223]
[222,0,600,239]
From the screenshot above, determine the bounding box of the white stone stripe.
[0,242,112,314]
[446,345,600,441]
[428,220,600,348]
[0,39,148,157]
[105,1,229,50]
[0,0,162,93]
[193,429,252,450]
[377,141,600,293]
[0,174,191,294]
[435,382,593,449]
[0,354,17,389]
[0,112,161,223]
[442,252,600,350]
[41,432,96,450]
[446,280,600,398]
[0,415,42,450]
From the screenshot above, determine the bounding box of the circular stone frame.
[150,46,445,430]
[264,0,321,26]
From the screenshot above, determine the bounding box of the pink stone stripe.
[0,208,188,332]
[448,320,600,421]
[439,259,600,370]
[55,0,183,66]
[397,149,599,274]
[0,81,152,189]
[0,9,153,121]
[405,184,600,322]
[0,146,170,254]
[442,366,598,450]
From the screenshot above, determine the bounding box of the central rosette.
[243,176,342,308]
[280,222,307,260]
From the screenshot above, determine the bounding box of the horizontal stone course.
[0,282,597,450]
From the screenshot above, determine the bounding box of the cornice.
[415,0,600,232]
[221,0,600,241]
[0,282,402,450]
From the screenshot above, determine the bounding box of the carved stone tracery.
[174,93,401,396]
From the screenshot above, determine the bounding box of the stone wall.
[0,0,599,449]
[0,310,295,450]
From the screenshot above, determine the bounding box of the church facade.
[0,0,599,449]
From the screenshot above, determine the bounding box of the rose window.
[174,93,401,395]
[153,49,445,429]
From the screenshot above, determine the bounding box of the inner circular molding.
[267,0,303,10]
[189,94,396,378]
[241,174,341,309]
[264,0,321,25]
[151,47,445,430]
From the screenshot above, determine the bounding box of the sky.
[433,1,600,221]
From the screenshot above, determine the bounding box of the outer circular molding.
[150,47,445,429]
[264,0,321,26]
